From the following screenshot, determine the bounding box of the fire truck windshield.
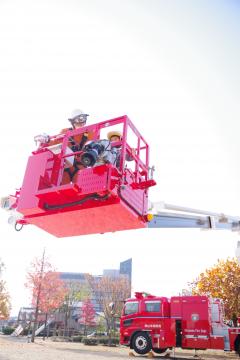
[124,301,139,315]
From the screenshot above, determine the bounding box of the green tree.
[0,260,11,319]
[61,281,91,337]
[189,258,240,322]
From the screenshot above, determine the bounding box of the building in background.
[102,258,132,284]
[59,258,132,313]
[102,269,120,278]
[120,258,132,284]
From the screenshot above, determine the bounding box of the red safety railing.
[36,115,153,190]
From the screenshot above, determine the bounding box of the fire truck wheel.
[153,348,168,354]
[236,343,240,357]
[234,335,240,355]
[132,332,152,355]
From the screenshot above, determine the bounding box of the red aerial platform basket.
[16,116,156,237]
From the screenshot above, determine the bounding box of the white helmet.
[69,109,89,127]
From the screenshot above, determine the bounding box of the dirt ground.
[0,335,238,360]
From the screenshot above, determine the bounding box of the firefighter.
[62,109,94,183]
[34,109,93,183]
[34,109,90,147]
[66,109,90,152]
[107,131,122,168]
[106,130,134,168]
[50,109,90,149]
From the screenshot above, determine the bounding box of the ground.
[0,335,238,360]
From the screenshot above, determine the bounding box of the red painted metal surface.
[120,293,240,354]
[210,336,225,349]
[229,328,240,351]
[15,116,156,237]
[27,201,146,238]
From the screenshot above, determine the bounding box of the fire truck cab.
[120,292,240,355]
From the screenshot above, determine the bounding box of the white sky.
[0,0,239,316]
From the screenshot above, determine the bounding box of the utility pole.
[31,248,45,343]
[236,241,240,264]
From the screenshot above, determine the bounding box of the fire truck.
[120,292,240,355]
[1,115,240,237]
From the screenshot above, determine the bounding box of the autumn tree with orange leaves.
[0,260,11,319]
[25,250,67,342]
[189,258,240,323]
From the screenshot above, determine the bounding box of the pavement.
[0,335,238,360]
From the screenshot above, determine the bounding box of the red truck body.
[120,292,240,355]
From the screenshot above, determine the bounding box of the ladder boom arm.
[147,202,240,231]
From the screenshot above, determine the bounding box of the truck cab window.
[145,301,161,312]
[124,302,139,315]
